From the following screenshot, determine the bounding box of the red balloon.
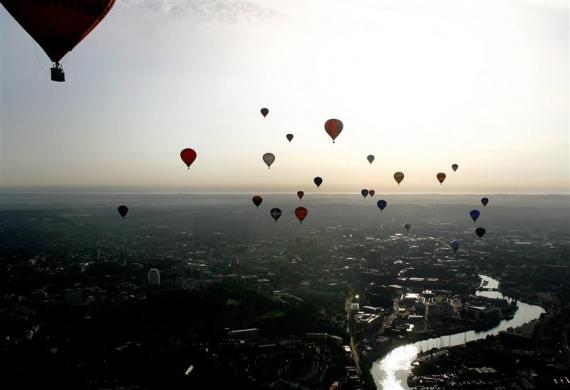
[324,119,343,143]
[369,190,375,197]
[1,0,115,63]
[295,207,308,223]
[180,148,197,169]
[297,191,304,200]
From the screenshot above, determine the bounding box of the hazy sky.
[1,0,568,194]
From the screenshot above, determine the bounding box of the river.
[370,275,545,390]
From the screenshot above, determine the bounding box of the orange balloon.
[436,172,446,185]
[394,172,404,185]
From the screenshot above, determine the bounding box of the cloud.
[121,0,281,23]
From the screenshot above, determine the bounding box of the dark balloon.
[1,0,116,81]
[117,205,128,219]
[404,223,411,231]
[451,240,459,253]
[286,134,294,142]
[361,189,369,198]
[252,195,263,208]
[367,155,375,164]
[481,197,489,207]
[261,107,269,118]
[452,164,459,172]
[475,227,486,238]
[180,148,197,169]
[270,208,282,222]
[436,172,446,185]
[394,172,404,185]
[368,190,375,197]
[263,152,275,168]
[377,200,387,212]
[295,207,308,223]
[314,177,323,187]
[297,191,304,200]
[324,119,343,143]
[469,209,480,222]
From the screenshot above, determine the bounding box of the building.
[148,268,161,286]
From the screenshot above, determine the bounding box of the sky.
[1,0,568,194]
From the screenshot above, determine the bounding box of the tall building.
[148,268,161,286]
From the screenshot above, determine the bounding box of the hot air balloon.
[436,172,446,185]
[324,119,343,143]
[475,227,486,238]
[404,223,411,231]
[260,107,269,118]
[452,164,459,172]
[481,197,489,207]
[286,134,294,142]
[361,189,369,198]
[377,200,387,212]
[180,148,197,169]
[295,207,308,223]
[394,172,404,185]
[1,0,116,82]
[469,210,480,222]
[451,240,459,253]
[270,208,282,222]
[297,191,304,200]
[369,190,375,197]
[117,205,128,219]
[367,155,375,164]
[252,196,263,208]
[314,177,323,188]
[263,153,275,169]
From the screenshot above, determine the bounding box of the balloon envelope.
[180,148,197,169]
[1,0,116,63]
[377,200,387,211]
[404,223,411,231]
[452,164,459,172]
[367,155,375,164]
[270,208,282,221]
[286,134,294,142]
[368,190,375,197]
[394,172,404,185]
[252,195,263,208]
[469,209,480,222]
[481,197,489,207]
[475,227,486,238]
[361,189,369,198]
[451,240,459,253]
[263,153,276,168]
[436,172,446,184]
[297,191,304,200]
[260,107,269,117]
[117,205,128,219]
[295,207,308,223]
[324,119,343,143]
[314,177,323,187]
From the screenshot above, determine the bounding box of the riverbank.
[369,275,546,390]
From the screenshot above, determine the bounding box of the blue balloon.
[481,197,489,207]
[377,200,387,211]
[451,240,459,253]
[469,209,480,222]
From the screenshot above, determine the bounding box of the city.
[1,194,568,389]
